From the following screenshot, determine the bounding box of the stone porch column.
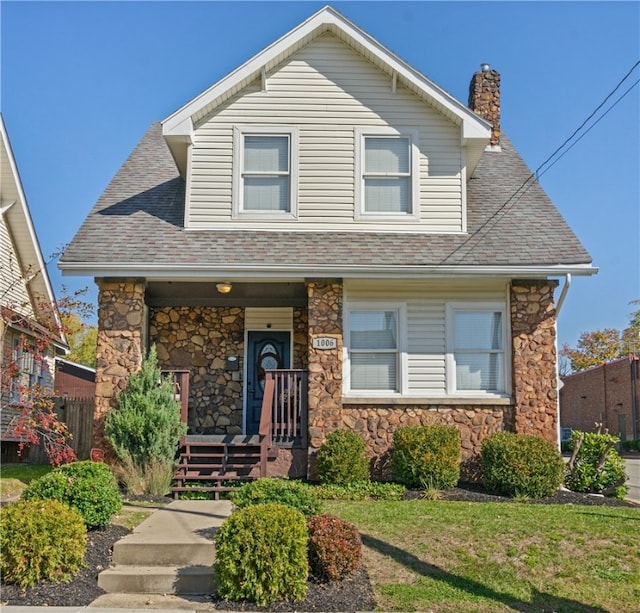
[94,279,146,451]
[510,279,559,444]
[306,279,343,477]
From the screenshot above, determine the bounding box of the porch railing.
[258,369,308,448]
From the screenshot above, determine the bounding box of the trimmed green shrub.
[214,503,308,605]
[565,430,628,498]
[23,460,122,528]
[230,477,322,517]
[620,438,640,452]
[481,432,565,498]
[0,499,86,587]
[392,425,461,489]
[314,481,406,501]
[316,429,370,485]
[308,514,362,582]
[105,345,186,481]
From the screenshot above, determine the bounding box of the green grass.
[0,464,52,499]
[326,499,640,612]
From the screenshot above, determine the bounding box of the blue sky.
[1,1,638,349]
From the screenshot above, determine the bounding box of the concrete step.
[97,565,214,595]
[112,539,214,566]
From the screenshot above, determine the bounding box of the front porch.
[170,369,308,498]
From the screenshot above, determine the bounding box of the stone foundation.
[341,404,510,481]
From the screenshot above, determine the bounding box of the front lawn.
[327,499,640,613]
[0,464,52,499]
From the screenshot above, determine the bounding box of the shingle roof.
[60,122,592,276]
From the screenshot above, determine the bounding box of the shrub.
[0,499,86,587]
[620,438,640,452]
[308,514,362,582]
[316,429,370,484]
[105,345,186,477]
[481,432,565,498]
[565,430,628,498]
[230,478,322,517]
[214,503,308,605]
[392,425,461,489]
[314,481,406,501]
[23,460,122,528]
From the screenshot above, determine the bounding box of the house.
[60,6,596,484]
[54,357,96,399]
[1,114,67,461]
[560,356,640,442]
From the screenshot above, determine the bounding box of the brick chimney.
[468,64,501,147]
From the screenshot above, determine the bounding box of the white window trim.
[354,127,420,222]
[232,125,299,219]
[445,301,511,397]
[343,301,408,396]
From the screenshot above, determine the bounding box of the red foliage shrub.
[307,514,362,582]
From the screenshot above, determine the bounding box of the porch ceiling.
[145,281,307,307]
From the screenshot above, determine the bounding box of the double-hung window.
[347,307,402,392]
[233,126,298,217]
[447,303,507,395]
[355,128,419,219]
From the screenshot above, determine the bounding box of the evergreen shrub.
[104,345,186,492]
[23,460,122,528]
[392,425,461,489]
[0,499,86,587]
[316,429,370,484]
[565,430,628,498]
[230,477,322,517]
[481,432,565,498]
[214,503,308,605]
[307,514,362,581]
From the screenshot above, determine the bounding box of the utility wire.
[535,60,640,179]
[537,77,640,180]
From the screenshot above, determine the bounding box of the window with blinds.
[452,309,505,392]
[242,135,290,211]
[363,136,411,213]
[349,310,398,391]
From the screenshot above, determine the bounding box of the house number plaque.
[312,337,338,350]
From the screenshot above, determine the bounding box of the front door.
[246,331,291,435]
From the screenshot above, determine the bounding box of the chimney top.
[468,65,501,147]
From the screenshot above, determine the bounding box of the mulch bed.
[1,485,636,609]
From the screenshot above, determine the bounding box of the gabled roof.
[0,114,66,347]
[162,5,491,176]
[59,122,594,278]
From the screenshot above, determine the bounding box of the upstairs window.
[447,304,507,394]
[233,127,298,218]
[356,128,419,220]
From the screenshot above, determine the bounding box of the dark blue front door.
[246,331,290,435]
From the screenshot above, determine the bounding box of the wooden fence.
[28,397,94,463]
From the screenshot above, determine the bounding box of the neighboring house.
[560,356,640,442]
[54,357,96,398]
[60,6,596,482]
[1,114,67,460]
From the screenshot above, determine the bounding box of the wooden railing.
[258,369,308,449]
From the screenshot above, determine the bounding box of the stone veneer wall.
[149,305,309,435]
[341,404,510,480]
[95,279,146,450]
[306,279,343,477]
[510,280,559,444]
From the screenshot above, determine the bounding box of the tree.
[561,300,640,373]
[57,286,97,368]
[561,328,623,372]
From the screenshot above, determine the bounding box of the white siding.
[344,279,509,396]
[188,33,463,233]
[245,307,293,330]
[0,214,34,319]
